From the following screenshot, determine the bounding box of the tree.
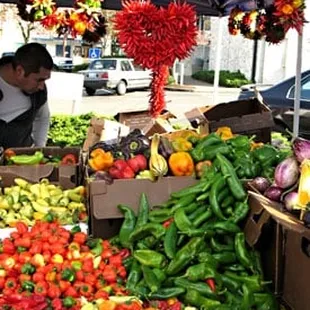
[17,20,35,44]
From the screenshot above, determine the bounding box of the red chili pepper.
[163,218,174,228]
[61,154,77,165]
[119,248,130,259]
[102,265,117,283]
[206,278,216,292]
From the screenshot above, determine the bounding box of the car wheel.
[86,87,96,96]
[116,81,127,95]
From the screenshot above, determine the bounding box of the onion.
[274,156,299,189]
[264,186,283,202]
[283,191,299,211]
[293,137,310,163]
[249,177,271,193]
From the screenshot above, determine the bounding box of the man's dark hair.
[12,43,54,76]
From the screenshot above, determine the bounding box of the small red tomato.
[73,232,87,245]
[64,286,79,298]
[16,222,28,235]
[47,284,61,299]
[32,272,45,283]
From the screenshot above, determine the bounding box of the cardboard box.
[115,110,175,137]
[88,177,197,238]
[245,191,285,295]
[185,98,275,142]
[0,147,82,188]
[246,189,310,309]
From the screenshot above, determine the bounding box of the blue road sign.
[88,48,101,59]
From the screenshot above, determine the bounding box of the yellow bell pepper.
[215,126,234,140]
[168,152,195,176]
[171,137,193,152]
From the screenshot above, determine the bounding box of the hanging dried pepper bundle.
[149,65,169,118]
[114,0,197,117]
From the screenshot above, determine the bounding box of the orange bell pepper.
[168,152,194,176]
[88,148,114,171]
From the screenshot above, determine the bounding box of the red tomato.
[84,273,96,286]
[47,284,61,299]
[118,266,127,279]
[19,274,31,283]
[49,235,58,244]
[32,272,45,283]
[18,252,32,264]
[80,283,93,297]
[102,265,117,283]
[75,270,84,281]
[0,277,5,289]
[82,259,94,273]
[80,245,90,252]
[64,286,79,298]
[42,242,50,252]
[51,298,63,310]
[29,242,43,255]
[109,255,122,268]
[101,248,113,259]
[10,232,20,240]
[94,289,109,300]
[14,237,31,249]
[42,251,51,263]
[59,280,71,293]
[34,282,48,296]
[73,232,87,245]
[40,231,51,242]
[16,222,28,235]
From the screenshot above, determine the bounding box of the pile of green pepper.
[115,154,278,309]
[189,132,291,181]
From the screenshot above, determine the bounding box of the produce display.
[0,179,87,227]
[112,154,277,309]
[2,149,78,166]
[0,221,129,309]
[249,134,310,227]
[87,127,291,184]
[47,114,96,147]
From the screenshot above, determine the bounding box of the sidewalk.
[165,76,241,94]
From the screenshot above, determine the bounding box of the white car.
[79,58,152,95]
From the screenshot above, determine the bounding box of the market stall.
[0,0,308,309]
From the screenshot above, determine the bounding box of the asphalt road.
[49,88,241,118]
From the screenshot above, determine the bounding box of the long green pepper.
[118,204,136,248]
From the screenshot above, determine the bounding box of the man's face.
[16,65,51,94]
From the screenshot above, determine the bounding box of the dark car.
[239,70,310,137]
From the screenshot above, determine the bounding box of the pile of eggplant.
[249,136,310,226]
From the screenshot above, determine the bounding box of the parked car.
[53,57,74,72]
[78,58,152,96]
[239,70,310,137]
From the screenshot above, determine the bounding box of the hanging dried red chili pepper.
[114,0,197,117]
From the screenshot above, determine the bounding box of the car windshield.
[89,60,117,70]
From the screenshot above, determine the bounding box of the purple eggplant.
[274,156,299,189]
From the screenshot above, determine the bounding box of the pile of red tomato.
[0,221,129,309]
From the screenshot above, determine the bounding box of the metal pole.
[257,37,266,84]
[213,17,224,105]
[251,39,258,83]
[293,31,303,137]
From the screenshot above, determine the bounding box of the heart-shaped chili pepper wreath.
[114,0,197,117]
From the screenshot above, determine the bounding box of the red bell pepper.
[61,154,77,165]
[109,160,135,179]
[127,154,147,173]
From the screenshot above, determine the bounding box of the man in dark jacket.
[0,43,53,148]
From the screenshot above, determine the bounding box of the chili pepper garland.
[228,0,306,44]
[114,0,197,117]
[17,0,106,43]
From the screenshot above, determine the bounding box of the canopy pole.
[293,30,303,137]
[213,16,224,105]
[257,37,266,84]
